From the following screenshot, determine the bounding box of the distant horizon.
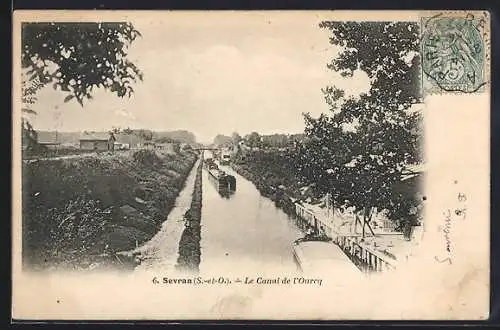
[35,128,307,145]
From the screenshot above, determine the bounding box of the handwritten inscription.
[434,190,468,265]
[443,209,452,253]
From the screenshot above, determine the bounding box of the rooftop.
[79,132,115,141]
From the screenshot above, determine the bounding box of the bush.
[133,150,162,167]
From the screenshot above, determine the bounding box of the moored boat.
[205,161,236,191]
[292,236,363,277]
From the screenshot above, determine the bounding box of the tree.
[231,132,242,145]
[297,21,423,238]
[21,73,45,115]
[123,127,134,135]
[261,134,282,148]
[21,22,143,107]
[172,142,181,154]
[137,129,153,141]
[21,119,39,151]
[245,132,262,148]
[213,134,232,147]
[155,136,176,144]
[20,23,143,155]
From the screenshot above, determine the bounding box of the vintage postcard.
[12,10,490,320]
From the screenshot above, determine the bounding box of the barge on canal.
[205,158,236,191]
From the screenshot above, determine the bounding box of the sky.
[25,13,371,144]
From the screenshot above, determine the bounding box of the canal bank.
[231,160,421,273]
[231,157,420,273]
[23,149,198,272]
[127,155,202,273]
[231,163,298,218]
[176,155,204,273]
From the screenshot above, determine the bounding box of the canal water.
[134,152,303,275]
[199,160,303,274]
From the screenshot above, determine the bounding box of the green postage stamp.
[421,12,490,94]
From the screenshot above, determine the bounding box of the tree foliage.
[21,119,40,151]
[21,73,45,115]
[21,22,143,106]
[231,132,242,144]
[244,132,262,148]
[320,21,421,106]
[213,134,232,147]
[123,127,134,135]
[136,129,153,141]
[297,21,424,235]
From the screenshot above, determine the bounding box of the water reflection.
[199,162,303,274]
[217,188,235,199]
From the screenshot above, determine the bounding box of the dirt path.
[129,156,202,273]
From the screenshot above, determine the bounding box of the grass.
[176,159,203,273]
[22,149,198,271]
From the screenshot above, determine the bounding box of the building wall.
[38,143,60,150]
[80,140,111,151]
[156,143,175,153]
[114,143,130,150]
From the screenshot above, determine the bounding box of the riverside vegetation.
[176,157,204,273]
[230,148,422,239]
[22,149,198,271]
[232,149,303,218]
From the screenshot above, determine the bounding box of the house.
[114,133,143,149]
[155,142,177,153]
[114,142,130,150]
[36,131,61,150]
[38,141,61,150]
[79,132,116,151]
[143,141,156,150]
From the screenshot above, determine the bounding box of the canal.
[134,151,303,275]
[199,161,303,274]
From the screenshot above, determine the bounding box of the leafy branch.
[21,22,144,107]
